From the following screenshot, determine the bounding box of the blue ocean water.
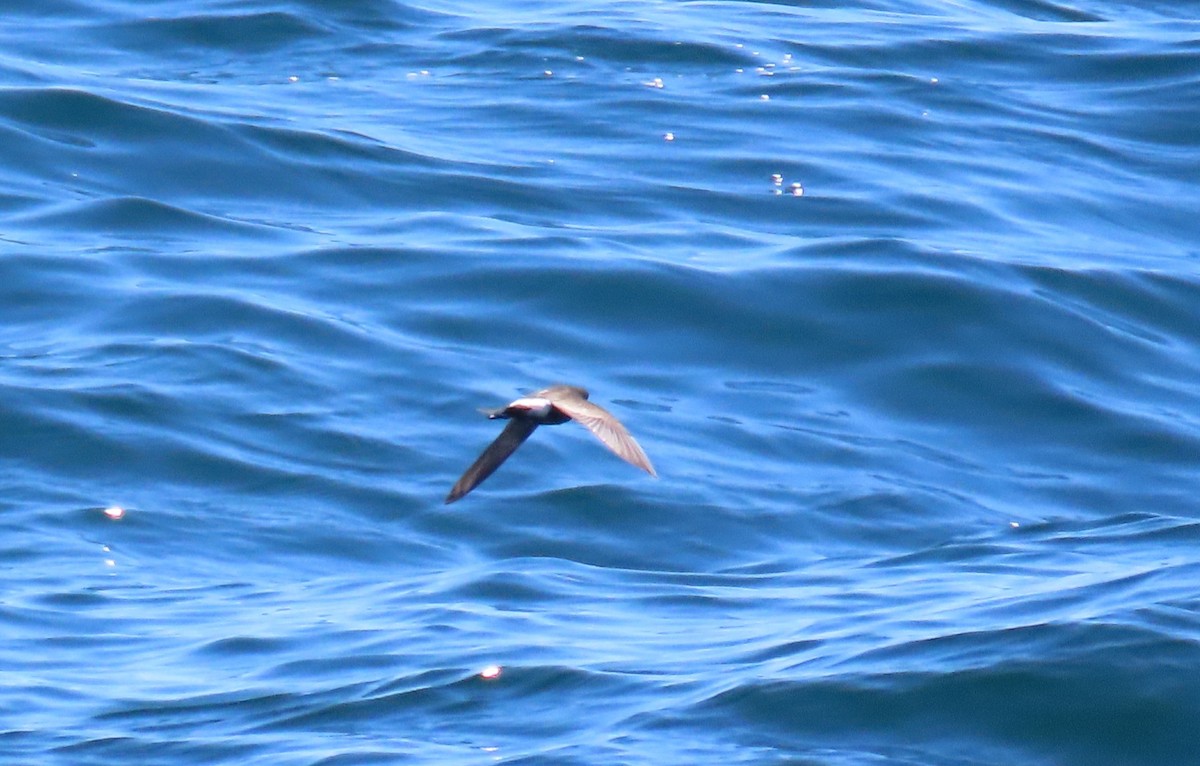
[3,0,1200,763]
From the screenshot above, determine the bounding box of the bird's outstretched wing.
[548,393,656,477]
[445,419,538,503]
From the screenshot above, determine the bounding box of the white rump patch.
[509,397,552,417]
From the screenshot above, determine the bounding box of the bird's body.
[445,385,655,503]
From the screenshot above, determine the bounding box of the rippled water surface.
[3,1,1200,764]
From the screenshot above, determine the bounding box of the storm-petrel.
[446,385,656,503]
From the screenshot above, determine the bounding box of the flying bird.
[446,385,656,503]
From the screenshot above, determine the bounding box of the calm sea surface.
[3,1,1199,764]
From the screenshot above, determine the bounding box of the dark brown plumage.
[446,385,655,503]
